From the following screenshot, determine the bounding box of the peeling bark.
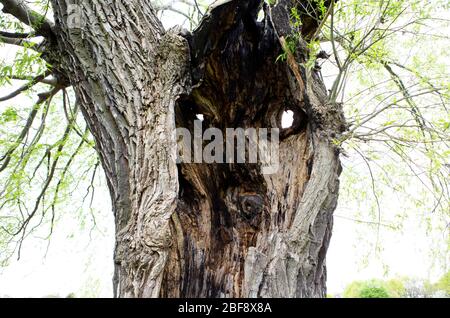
[48,0,345,298]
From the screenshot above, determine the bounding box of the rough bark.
[49,0,190,297]
[46,0,345,298]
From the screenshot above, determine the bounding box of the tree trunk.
[48,0,345,298]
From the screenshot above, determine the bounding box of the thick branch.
[0,34,39,49]
[0,30,34,38]
[0,0,54,37]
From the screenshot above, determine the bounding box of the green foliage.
[290,7,302,28]
[276,34,299,63]
[343,280,365,297]
[0,0,103,265]
[344,279,398,298]
[0,108,18,122]
[343,275,450,298]
[325,0,450,276]
[343,279,392,298]
[385,278,406,298]
[305,40,320,70]
[359,286,390,298]
[314,0,327,19]
[435,272,450,296]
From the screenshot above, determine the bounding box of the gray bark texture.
[44,0,345,298]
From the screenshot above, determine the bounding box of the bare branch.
[382,62,427,131]
[0,34,39,49]
[0,70,52,102]
[49,132,88,238]
[383,60,449,112]
[0,86,60,173]
[334,214,397,230]
[329,0,342,71]
[12,120,73,242]
[354,146,382,252]
[8,74,58,86]
[61,89,92,146]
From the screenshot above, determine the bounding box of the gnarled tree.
[1,0,346,297]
